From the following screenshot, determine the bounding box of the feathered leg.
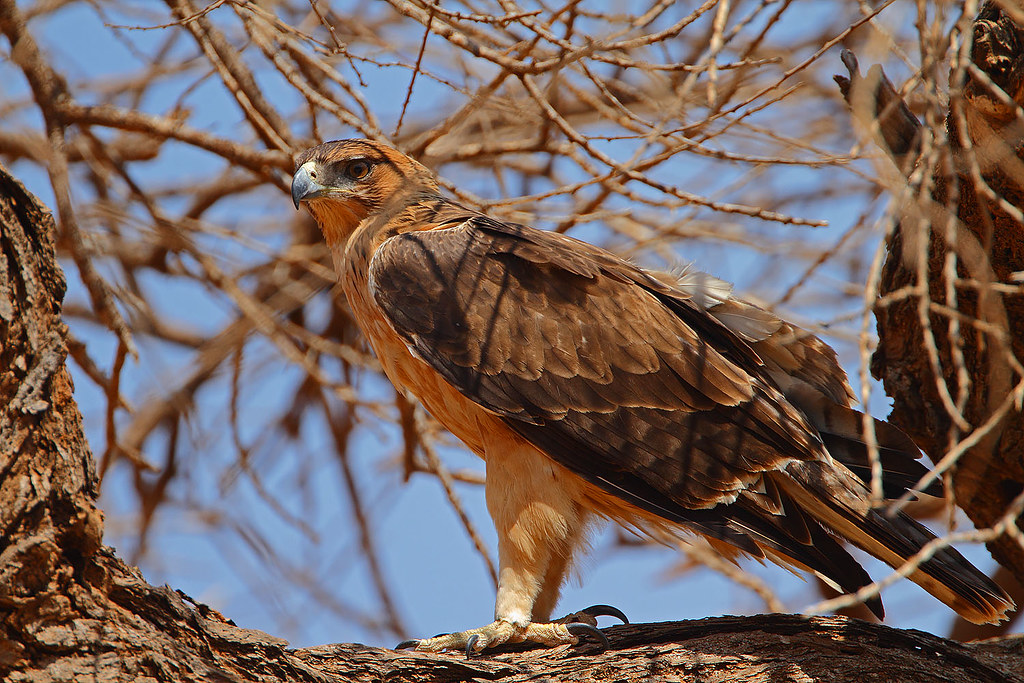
[403,440,594,653]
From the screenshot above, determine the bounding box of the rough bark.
[1,152,1022,680]
[838,1,1024,594]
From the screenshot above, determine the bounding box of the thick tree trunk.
[838,1,1024,593]
[0,164,325,681]
[1,158,1022,680]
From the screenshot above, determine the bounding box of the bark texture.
[1,151,1022,681]
[838,1,1024,591]
[0,164,327,681]
[0,159,104,674]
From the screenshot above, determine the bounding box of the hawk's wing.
[368,213,899,611]
[669,265,940,498]
[369,215,828,508]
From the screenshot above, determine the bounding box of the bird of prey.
[291,138,1013,653]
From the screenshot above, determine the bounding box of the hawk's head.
[291,139,438,245]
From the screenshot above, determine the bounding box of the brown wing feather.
[369,217,896,616]
[368,216,826,512]
[669,265,941,498]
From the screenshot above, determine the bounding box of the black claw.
[395,639,420,650]
[566,622,610,651]
[465,634,480,657]
[580,604,629,625]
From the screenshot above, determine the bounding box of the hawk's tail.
[781,460,1014,625]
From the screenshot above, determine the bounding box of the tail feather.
[664,263,1010,622]
[780,461,1014,624]
[784,384,942,498]
[768,507,886,620]
[881,510,1013,623]
[661,484,887,619]
[708,497,887,620]
[819,432,942,498]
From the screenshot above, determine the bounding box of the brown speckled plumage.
[291,139,1013,652]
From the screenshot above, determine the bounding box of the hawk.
[291,139,1013,653]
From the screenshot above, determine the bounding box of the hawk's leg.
[399,440,604,654]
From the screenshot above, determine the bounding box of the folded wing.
[368,212,1011,623]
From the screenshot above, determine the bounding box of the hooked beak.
[291,162,328,209]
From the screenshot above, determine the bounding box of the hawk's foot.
[396,618,610,655]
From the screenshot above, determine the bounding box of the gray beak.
[291,163,325,209]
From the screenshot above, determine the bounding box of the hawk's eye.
[345,159,371,180]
